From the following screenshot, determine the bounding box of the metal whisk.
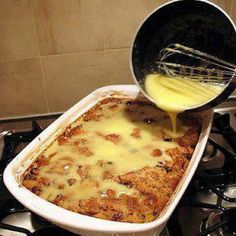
[155,44,236,84]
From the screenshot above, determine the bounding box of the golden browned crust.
[22,97,200,223]
[105,134,121,145]
[130,128,141,139]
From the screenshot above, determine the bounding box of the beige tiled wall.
[0,0,235,119]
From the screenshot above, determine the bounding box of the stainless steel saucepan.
[130,0,236,111]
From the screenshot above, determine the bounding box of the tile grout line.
[102,0,105,52]
[0,47,130,61]
[39,57,50,112]
[30,0,50,114]
[29,0,40,58]
[40,47,130,58]
[0,56,41,63]
[0,48,131,64]
[229,0,233,17]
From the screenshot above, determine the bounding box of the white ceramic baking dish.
[4,85,213,236]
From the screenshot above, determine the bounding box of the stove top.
[0,100,236,236]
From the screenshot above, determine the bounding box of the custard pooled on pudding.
[22,97,200,223]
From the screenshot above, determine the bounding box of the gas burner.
[200,209,236,236]
[200,211,225,236]
[200,143,225,170]
[0,212,34,236]
[221,184,236,208]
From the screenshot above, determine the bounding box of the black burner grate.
[0,120,42,174]
[178,112,236,236]
[0,121,77,236]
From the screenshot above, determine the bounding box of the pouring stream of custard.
[145,74,224,133]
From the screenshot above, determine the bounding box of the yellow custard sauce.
[22,97,201,223]
[22,99,188,202]
[145,73,224,132]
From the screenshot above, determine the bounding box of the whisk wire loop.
[156,44,236,84]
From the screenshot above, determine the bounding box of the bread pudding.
[21,97,200,223]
